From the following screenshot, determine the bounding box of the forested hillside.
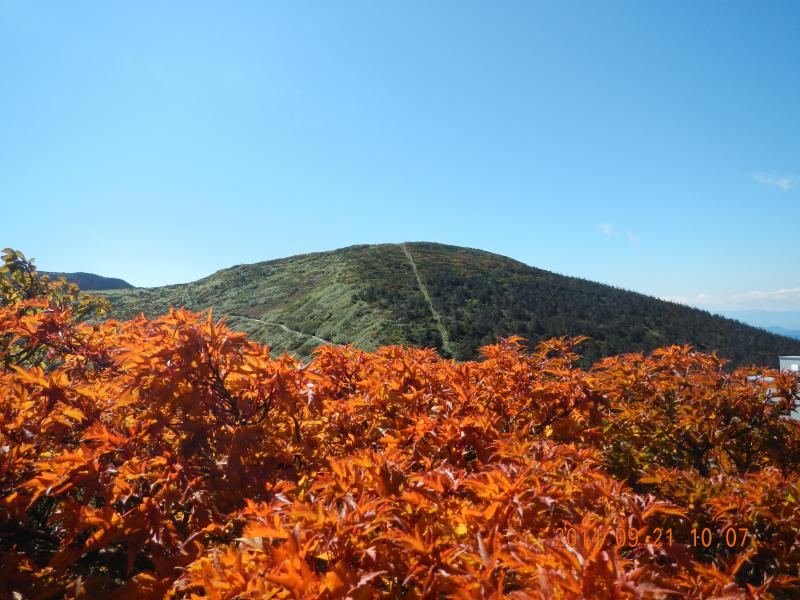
[98,243,800,367]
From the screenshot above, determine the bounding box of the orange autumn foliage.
[1,249,799,599]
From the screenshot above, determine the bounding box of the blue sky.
[2,1,799,320]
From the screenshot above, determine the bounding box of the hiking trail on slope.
[227,314,338,347]
[401,243,455,357]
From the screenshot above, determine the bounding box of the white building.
[780,356,800,372]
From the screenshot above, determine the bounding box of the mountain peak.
[97,243,800,367]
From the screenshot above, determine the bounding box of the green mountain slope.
[43,271,133,290]
[98,242,800,366]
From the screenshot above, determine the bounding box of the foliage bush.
[1,249,799,599]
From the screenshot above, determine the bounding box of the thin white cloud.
[753,172,793,191]
[597,223,639,245]
[662,287,800,311]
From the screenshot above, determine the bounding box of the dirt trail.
[227,314,338,347]
[174,286,338,348]
[401,243,455,357]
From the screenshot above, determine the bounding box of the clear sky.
[2,1,799,318]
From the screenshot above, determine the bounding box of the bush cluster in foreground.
[1,249,799,599]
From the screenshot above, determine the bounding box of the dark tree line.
[354,243,800,367]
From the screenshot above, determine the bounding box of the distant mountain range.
[765,326,800,340]
[42,271,133,291]
[92,242,800,368]
[718,310,800,341]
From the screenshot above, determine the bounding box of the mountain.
[766,326,800,341]
[43,271,133,291]
[97,242,800,367]
[719,309,800,337]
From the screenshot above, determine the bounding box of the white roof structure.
[780,356,800,372]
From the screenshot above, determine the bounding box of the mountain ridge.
[766,326,800,341]
[42,271,133,291]
[97,242,800,367]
